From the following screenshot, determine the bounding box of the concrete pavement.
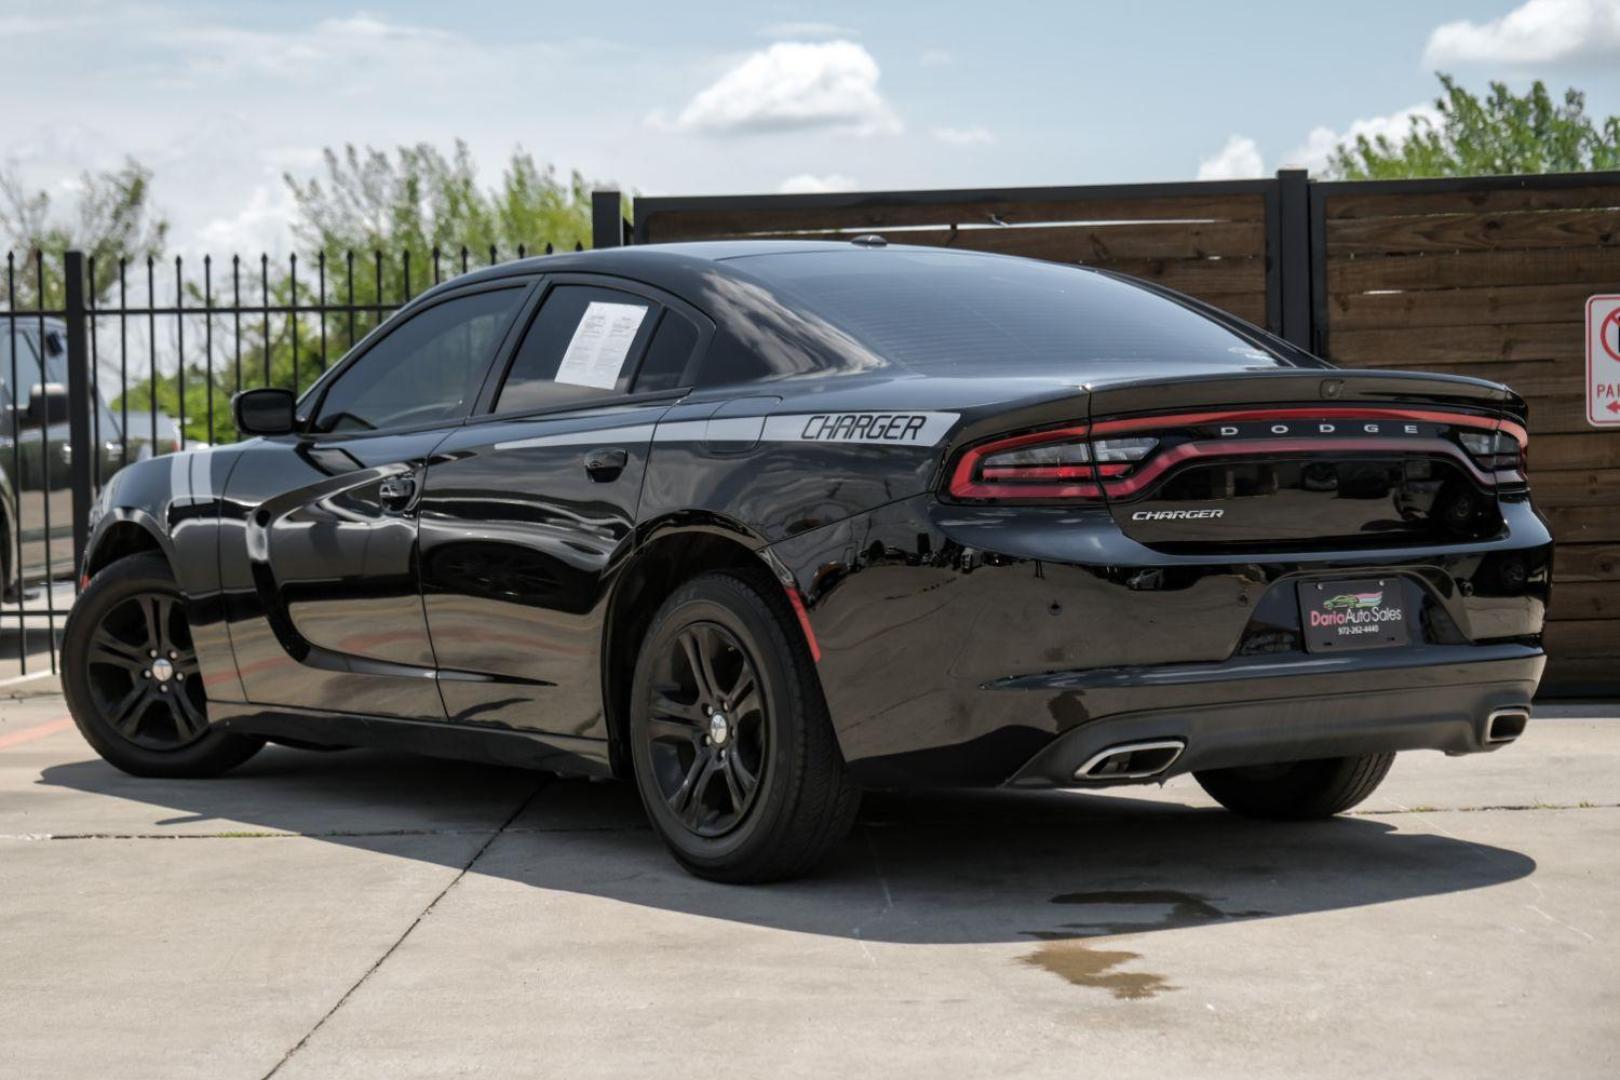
[1,696,1616,1079]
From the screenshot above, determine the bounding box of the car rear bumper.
[768,493,1552,790]
[999,644,1542,788]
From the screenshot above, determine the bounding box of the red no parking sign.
[1590,295,1620,427]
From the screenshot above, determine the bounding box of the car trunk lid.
[1084,369,1525,552]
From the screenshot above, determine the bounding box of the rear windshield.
[731,249,1292,375]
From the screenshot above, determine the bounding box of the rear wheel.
[63,552,262,778]
[629,570,859,883]
[1194,753,1395,820]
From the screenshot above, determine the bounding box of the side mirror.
[232,387,298,436]
[25,383,70,426]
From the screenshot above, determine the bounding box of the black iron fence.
[0,237,583,676]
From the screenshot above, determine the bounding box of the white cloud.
[759,22,859,40]
[1283,103,1441,174]
[653,41,900,136]
[778,173,859,194]
[1425,0,1620,65]
[1196,135,1264,180]
[0,14,90,36]
[919,48,955,66]
[0,6,648,258]
[259,145,323,171]
[932,125,996,146]
[193,185,300,258]
[165,14,464,83]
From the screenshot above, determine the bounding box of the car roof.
[2,316,65,335]
[418,239,999,301]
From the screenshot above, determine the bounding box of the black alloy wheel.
[83,591,208,750]
[644,622,768,838]
[628,570,860,883]
[64,552,262,778]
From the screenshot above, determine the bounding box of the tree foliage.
[288,141,594,268]
[0,158,168,308]
[1328,74,1620,180]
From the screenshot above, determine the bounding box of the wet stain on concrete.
[1019,934,1174,1000]
[1020,889,1271,999]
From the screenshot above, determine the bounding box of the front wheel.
[63,552,262,778]
[629,570,859,883]
[1194,753,1395,820]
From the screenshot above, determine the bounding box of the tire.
[63,552,263,778]
[1194,753,1395,820]
[628,569,860,883]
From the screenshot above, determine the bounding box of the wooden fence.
[617,170,1620,695]
[1311,175,1620,693]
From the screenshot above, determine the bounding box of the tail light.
[949,425,1157,500]
[1458,429,1525,472]
[949,409,1527,503]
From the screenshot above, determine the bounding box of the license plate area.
[1299,577,1411,653]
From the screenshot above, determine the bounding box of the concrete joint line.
[259,778,548,1080]
[1350,802,1620,816]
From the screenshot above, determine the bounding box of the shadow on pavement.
[38,745,1537,956]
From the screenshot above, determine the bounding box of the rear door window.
[493,285,657,415]
[632,310,700,393]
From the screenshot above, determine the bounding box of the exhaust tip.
[1075,739,1186,781]
[1486,707,1530,745]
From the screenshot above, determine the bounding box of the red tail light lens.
[949,427,1158,501]
[950,409,1526,503]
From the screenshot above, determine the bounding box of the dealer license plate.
[1299,578,1411,653]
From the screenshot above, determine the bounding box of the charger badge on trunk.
[1131,508,1224,521]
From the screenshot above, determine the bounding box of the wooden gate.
[1311,174,1620,694]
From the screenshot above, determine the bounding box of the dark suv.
[2,317,166,592]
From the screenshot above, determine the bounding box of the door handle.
[377,474,416,506]
[584,447,629,482]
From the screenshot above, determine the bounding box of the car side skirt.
[210,701,615,779]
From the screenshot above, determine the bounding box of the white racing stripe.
[171,445,223,500]
[493,424,656,451]
[651,419,709,443]
[493,411,961,451]
[761,411,958,446]
[653,411,958,446]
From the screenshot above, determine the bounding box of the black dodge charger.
[63,241,1549,882]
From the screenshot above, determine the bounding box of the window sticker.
[554,301,648,389]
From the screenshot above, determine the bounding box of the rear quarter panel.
[638,395,955,543]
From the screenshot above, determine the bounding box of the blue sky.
[6,0,1620,254]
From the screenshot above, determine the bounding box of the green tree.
[0,158,168,308]
[122,142,605,445]
[1328,74,1620,180]
[288,141,595,268]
